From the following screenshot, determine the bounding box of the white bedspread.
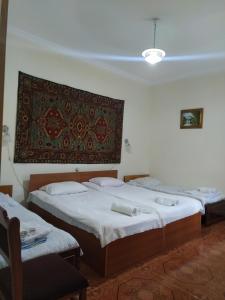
[0,193,79,269]
[83,182,204,223]
[128,183,225,206]
[28,189,163,248]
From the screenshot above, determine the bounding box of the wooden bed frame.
[203,200,225,226]
[28,170,201,276]
[124,174,225,226]
[0,185,80,268]
[0,185,13,197]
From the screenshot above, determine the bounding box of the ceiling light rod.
[152,17,159,49]
[142,17,166,65]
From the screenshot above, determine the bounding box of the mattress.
[0,193,79,269]
[28,189,163,247]
[83,182,204,223]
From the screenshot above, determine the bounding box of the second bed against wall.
[124,174,225,226]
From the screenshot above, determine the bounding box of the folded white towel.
[20,222,52,243]
[155,197,179,206]
[20,226,36,239]
[197,187,217,193]
[111,203,140,216]
[21,236,48,250]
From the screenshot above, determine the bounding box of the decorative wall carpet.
[80,222,225,300]
[14,72,124,163]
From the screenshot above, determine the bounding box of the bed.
[83,181,203,226]
[28,170,201,277]
[124,174,225,226]
[0,188,80,269]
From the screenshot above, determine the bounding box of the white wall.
[149,72,225,191]
[3,35,225,201]
[1,35,152,201]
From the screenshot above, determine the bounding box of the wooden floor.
[82,221,225,300]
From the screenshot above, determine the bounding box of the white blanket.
[0,193,79,269]
[28,189,163,247]
[127,183,224,206]
[83,182,204,224]
[184,189,224,205]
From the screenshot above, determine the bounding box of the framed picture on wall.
[180,108,204,129]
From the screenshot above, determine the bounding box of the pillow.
[129,176,161,187]
[0,193,19,208]
[89,177,124,187]
[39,181,88,195]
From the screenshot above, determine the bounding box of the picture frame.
[180,108,203,129]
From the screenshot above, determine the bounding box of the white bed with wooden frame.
[0,186,81,269]
[124,174,225,226]
[28,170,201,277]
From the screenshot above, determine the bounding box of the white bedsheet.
[28,189,163,247]
[83,182,204,223]
[0,193,79,269]
[128,183,225,206]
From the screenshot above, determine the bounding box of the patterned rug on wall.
[14,72,124,164]
[82,222,225,300]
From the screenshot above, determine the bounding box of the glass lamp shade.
[142,48,166,64]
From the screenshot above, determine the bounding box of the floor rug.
[80,222,225,300]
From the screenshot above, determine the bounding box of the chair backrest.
[0,206,23,300]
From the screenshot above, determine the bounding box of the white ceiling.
[8,0,225,86]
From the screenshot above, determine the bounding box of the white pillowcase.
[129,176,161,187]
[39,181,88,195]
[89,177,124,187]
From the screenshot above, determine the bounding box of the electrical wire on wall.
[2,125,28,192]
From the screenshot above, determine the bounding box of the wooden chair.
[0,206,88,300]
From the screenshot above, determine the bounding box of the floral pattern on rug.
[15,72,124,164]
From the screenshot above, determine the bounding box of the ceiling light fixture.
[142,18,166,65]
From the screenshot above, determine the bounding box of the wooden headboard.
[123,174,149,183]
[0,185,13,196]
[29,170,118,192]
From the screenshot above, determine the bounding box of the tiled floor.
[81,222,225,300]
